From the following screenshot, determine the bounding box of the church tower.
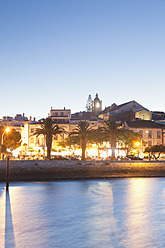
[92,93,102,115]
[86,94,93,112]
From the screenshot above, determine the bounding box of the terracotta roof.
[126,120,163,128]
[101,100,149,114]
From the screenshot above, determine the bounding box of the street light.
[1,127,10,145]
[1,127,10,159]
[135,141,140,147]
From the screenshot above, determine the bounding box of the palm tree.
[33,118,66,160]
[99,120,122,160]
[69,121,93,160]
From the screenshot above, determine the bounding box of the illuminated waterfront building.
[1,97,165,159]
[124,120,164,149]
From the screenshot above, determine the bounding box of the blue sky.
[0,0,165,119]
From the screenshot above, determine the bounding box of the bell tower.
[86,94,93,112]
[92,93,102,115]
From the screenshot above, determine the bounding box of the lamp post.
[135,141,141,154]
[1,127,10,160]
[1,127,10,191]
[134,139,144,159]
[1,127,10,145]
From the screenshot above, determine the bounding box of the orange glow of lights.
[135,142,140,147]
[5,127,10,133]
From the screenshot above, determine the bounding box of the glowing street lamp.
[1,127,10,160]
[1,127,10,145]
[135,141,140,147]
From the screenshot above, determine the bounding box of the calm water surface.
[0,178,165,248]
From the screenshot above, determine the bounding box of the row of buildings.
[1,94,165,158]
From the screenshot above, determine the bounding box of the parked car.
[117,156,130,161]
[126,155,143,160]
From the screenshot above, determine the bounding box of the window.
[61,112,64,116]
[31,128,34,133]
[148,131,152,139]
[157,131,161,139]
[139,130,143,138]
[148,141,152,146]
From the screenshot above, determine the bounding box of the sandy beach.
[1,160,165,181]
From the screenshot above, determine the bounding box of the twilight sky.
[0,0,165,120]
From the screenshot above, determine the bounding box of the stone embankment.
[1,160,165,181]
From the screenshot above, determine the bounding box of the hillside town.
[1,93,165,160]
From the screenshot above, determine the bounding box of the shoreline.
[1,160,165,181]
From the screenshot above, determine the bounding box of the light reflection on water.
[0,179,165,248]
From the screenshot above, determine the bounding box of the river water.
[0,178,165,248]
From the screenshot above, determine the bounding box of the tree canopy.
[119,129,141,155]
[145,145,165,160]
[69,121,93,160]
[99,120,124,160]
[0,127,21,153]
[33,117,66,159]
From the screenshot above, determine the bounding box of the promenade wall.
[1,160,165,181]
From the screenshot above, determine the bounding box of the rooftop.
[126,120,164,129]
